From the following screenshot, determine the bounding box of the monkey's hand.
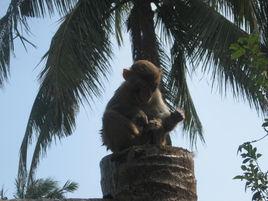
[171,109,185,122]
[163,109,185,132]
[132,110,149,131]
[143,119,166,146]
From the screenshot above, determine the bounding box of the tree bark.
[100,145,197,201]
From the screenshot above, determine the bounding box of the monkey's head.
[123,60,162,104]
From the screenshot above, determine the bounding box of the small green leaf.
[241,153,248,158]
[231,48,246,59]
[262,122,268,127]
[243,158,251,164]
[257,153,262,158]
[241,165,248,171]
[233,175,245,180]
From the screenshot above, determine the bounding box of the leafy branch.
[234,119,268,201]
[230,34,268,96]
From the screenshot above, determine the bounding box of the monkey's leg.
[132,110,148,131]
[102,110,142,152]
[142,119,166,146]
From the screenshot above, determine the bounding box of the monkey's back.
[101,82,144,152]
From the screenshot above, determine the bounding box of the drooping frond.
[0,14,13,87]
[158,0,268,114]
[156,1,204,145]
[18,0,114,184]
[112,1,133,47]
[185,0,268,112]
[207,0,256,32]
[168,42,204,146]
[0,0,78,87]
[19,0,78,17]
[0,0,32,87]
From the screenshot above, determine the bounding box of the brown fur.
[101,60,184,152]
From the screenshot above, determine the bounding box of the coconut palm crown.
[0,0,267,186]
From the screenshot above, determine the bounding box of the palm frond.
[207,0,256,32]
[167,42,204,146]
[19,0,78,17]
[0,186,7,200]
[15,174,78,199]
[46,180,78,199]
[159,0,268,113]
[25,178,57,199]
[156,1,204,146]
[185,0,268,112]
[112,1,133,47]
[0,0,32,87]
[0,0,79,87]
[15,170,27,199]
[0,14,12,87]
[23,178,77,199]
[18,0,114,183]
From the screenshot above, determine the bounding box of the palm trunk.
[127,0,160,66]
[100,145,197,201]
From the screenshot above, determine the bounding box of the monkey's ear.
[123,69,132,80]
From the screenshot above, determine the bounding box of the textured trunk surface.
[100,145,197,201]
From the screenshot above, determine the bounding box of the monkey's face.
[124,77,158,105]
[123,60,162,105]
[130,78,157,105]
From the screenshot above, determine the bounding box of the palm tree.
[15,177,78,199]
[0,0,267,187]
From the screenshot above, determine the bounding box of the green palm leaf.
[185,0,268,112]
[0,0,30,87]
[18,0,114,183]
[0,14,13,87]
[0,0,78,87]
[207,0,256,32]
[158,0,268,113]
[168,42,204,146]
[15,177,78,199]
[113,1,133,46]
[19,0,78,17]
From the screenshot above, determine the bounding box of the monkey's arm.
[162,109,185,132]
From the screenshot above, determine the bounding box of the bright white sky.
[0,1,267,201]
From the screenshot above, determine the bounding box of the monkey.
[101,60,184,152]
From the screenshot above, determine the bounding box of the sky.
[0,1,267,201]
